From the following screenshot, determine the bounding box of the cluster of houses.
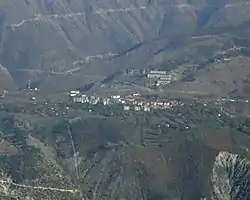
[69,91,182,112]
[125,69,174,86]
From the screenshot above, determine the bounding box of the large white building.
[147,74,170,79]
[149,70,167,75]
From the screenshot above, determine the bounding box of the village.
[68,69,182,113]
[69,90,182,112]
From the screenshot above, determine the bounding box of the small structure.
[134,106,141,111]
[124,106,130,111]
[143,106,150,112]
[70,93,77,97]
[70,90,80,94]
[102,98,110,105]
[3,90,8,95]
[0,89,8,98]
[138,102,144,106]
[132,93,140,97]
[70,90,80,97]
[73,95,89,103]
[147,70,172,82]
[89,96,99,105]
[155,76,172,86]
[147,73,170,79]
[111,95,121,99]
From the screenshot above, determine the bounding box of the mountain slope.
[0,101,250,200]
[0,0,250,90]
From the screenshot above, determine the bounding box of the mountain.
[1,2,250,199]
[0,0,250,92]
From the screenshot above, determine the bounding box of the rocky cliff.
[211,151,250,200]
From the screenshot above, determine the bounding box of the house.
[70,90,80,94]
[70,93,77,97]
[143,106,150,112]
[73,95,89,103]
[157,102,164,106]
[134,106,141,111]
[112,95,121,99]
[124,106,130,111]
[156,79,171,86]
[70,90,80,97]
[103,98,110,105]
[132,93,140,97]
[147,70,169,79]
[138,102,144,106]
[133,101,138,105]
[89,96,99,104]
[147,74,170,79]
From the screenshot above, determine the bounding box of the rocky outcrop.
[211,151,250,200]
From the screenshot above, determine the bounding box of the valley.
[1,0,250,199]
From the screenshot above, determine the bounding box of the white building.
[70,90,80,94]
[147,74,170,79]
[143,106,150,112]
[138,102,144,106]
[70,90,80,97]
[89,96,99,104]
[103,98,110,105]
[112,95,121,99]
[149,70,167,75]
[124,106,130,111]
[70,93,77,97]
[134,106,141,111]
[73,95,89,103]
[132,93,140,97]
[156,79,171,86]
